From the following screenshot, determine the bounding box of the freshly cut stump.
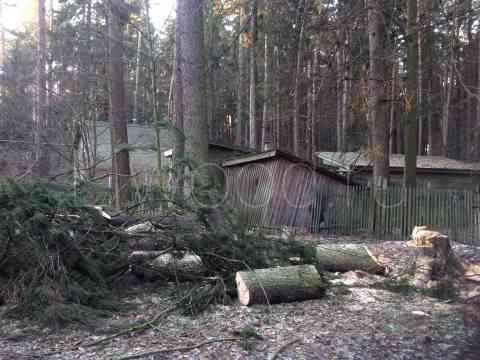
[315,244,387,275]
[407,226,463,288]
[235,265,325,306]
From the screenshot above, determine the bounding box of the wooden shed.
[317,152,480,191]
[222,150,350,232]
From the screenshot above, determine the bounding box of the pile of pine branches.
[0,181,129,326]
[0,180,316,325]
[128,203,317,315]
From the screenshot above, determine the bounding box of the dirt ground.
[1,237,479,360]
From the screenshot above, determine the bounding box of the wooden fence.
[315,185,480,244]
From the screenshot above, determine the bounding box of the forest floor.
[1,237,480,360]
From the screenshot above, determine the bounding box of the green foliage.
[0,181,128,327]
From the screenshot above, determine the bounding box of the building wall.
[81,122,248,185]
[224,158,346,231]
[353,172,480,191]
[81,121,173,175]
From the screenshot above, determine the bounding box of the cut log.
[128,250,171,264]
[235,265,326,306]
[150,252,205,274]
[315,244,387,275]
[132,251,205,281]
[125,221,155,234]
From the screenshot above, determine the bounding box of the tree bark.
[109,1,131,209]
[144,0,163,184]
[306,60,312,158]
[273,45,280,149]
[417,1,424,155]
[35,0,50,177]
[477,25,480,159]
[292,0,306,156]
[261,7,271,151]
[335,40,343,152]
[236,3,248,147]
[172,0,185,202]
[389,59,397,156]
[441,2,459,158]
[249,0,258,150]
[133,30,142,123]
[205,1,218,141]
[0,0,4,98]
[404,0,418,188]
[367,0,389,189]
[311,48,319,161]
[315,244,387,275]
[178,0,208,166]
[236,265,325,306]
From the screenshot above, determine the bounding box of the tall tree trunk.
[404,0,418,188]
[367,0,389,189]
[293,0,306,156]
[261,25,271,151]
[441,1,459,158]
[178,0,208,166]
[133,30,142,123]
[311,48,319,161]
[0,1,5,100]
[205,1,217,141]
[389,59,397,156]
[465,0,474,160]
[75,0,93,187]
[424,0,434,156]
[417,1,423,155]
[109,1,131,209]
[35,0,49,178]
[335,39,343,152]
[306,60,312,158]
[342,31,350,151]
[441,54,453,157]
[273,45,280,149]
[477,26,480,159]
[145,0,162,182]
[172,0,185,202]
[236,3,248,146]
[249,0,258,151]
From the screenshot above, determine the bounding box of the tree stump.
[407,226,463,289]
[315,244,387,275]
[235,265,326,306]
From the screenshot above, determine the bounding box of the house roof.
[208,141,253,154]
[316,152,480,175]
[222,150,352,183]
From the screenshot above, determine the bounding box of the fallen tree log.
[132,252,206,281]
[128,250,171,264]
[235,265,326,306]
[315,244,387,275]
